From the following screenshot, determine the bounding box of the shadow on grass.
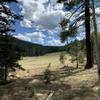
[32,65,85,82]
[0,76,71,100]
[52,86,100,100]
[0,65,99,100]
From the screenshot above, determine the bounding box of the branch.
[46,91,54,100]
[0,0,17,3]
[66,2,84,21]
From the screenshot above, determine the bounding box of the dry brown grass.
[0,52,100,100]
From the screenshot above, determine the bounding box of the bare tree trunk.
[91,0,100,81]
[4,66,8,83]
[84,0,93,69]
[76,56,79,68]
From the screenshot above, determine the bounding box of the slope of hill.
[0,34,85,57]
[15,38,86,57]
[15,38,66,56]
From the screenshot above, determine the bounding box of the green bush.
[43,63,51,84]
[59,52,67,66]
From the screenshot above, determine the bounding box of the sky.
[9,0,100,46]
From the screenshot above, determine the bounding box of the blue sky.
[9,0,100,46]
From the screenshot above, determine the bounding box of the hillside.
[15,38,86,57]
[14,38,66,56]
[0,34,85,57]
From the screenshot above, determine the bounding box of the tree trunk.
[4,66,8,83]
[76,57,79,68]
[91,0,100,81]
[84,0,93,69]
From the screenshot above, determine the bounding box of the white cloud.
[18,0,65,32]
[47,38,65,46]
[26,32,45,39]
[15,32,46,44]
[95,7,100,15]
[34,11,65,30]
[21,18,32,28]
[26,32,45,44]
[15,34,31,42]
[16,0,100,46]
[76,32,85,40]
[15,32,65,46]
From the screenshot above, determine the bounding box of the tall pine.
[0,0,24,83]
[57,0,93,69]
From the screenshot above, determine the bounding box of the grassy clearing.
[0,52,100,100]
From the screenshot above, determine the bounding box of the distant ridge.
[0,34,85,57]
[14,38,66,56]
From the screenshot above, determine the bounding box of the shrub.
[59,52,67,67]
[43,63,51,84]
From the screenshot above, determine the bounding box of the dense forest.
[15,37,86,57]
[14,37,66,56]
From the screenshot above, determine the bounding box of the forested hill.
[15,38,85,57]
[15,38,66,56]
[0,34,85,57]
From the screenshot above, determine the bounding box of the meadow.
[0,52,100,100]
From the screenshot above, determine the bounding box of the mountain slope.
[14,38,66,56]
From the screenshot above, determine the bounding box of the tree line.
[15,37,66,56]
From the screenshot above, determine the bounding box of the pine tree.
[57,0,93,69]
[84,0,93,69]
[0,0,24,84]
[68,40,84,68]
[91,0,100,81]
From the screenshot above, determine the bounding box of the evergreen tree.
[91,0,100,80]
[0,0,24,83]
[59,52,67,67]
[57,0,93,69]
[68,40,84,68]
[84,0,93,69]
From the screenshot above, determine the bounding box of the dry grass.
[0,52,100,100]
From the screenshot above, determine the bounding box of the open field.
[0,52,100,100]
[17,52,73,78]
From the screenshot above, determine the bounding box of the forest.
[14,37,67,56]
[0,0,100,100]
